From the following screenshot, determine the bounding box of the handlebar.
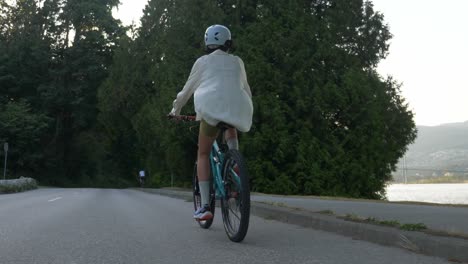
[167,115,197,122]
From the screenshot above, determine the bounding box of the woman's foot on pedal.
[194,204,213,221]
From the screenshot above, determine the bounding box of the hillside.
[393,121,468,182]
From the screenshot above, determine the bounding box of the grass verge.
[341,213,427,231]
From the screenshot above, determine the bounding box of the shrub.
[0,177,38,194]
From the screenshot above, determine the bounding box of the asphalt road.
[0,188,452,264]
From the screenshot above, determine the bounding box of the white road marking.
[48,197,62,202]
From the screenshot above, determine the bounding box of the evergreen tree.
[0,100,50,177]
[48,0,123,185]
[1,0,126,184]
[0,0,51,106]
[98,0,226,186]
[237,0,416,198]
[0,0,54,177]
[0,0,416,195]
[98,0,416,197]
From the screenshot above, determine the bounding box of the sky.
[113,0,468,126]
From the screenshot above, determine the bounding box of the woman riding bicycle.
[168,25,253,221]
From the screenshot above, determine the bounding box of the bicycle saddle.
[217,122,234,130]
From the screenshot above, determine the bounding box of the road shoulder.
[135,187,468,263]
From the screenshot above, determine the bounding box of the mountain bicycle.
[169,115,250,242]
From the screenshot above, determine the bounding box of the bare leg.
[197,132,217,206]
[197,133,217,181]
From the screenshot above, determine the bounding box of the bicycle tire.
[220,149,250,242]
[192,162,215,229]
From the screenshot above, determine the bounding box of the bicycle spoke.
[228,206,241,221]
[227,213,239,233]
[221,150,250,242]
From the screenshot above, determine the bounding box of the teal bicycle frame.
[210,141,226,199]
[169,114,249,242]
[210,141,241,200]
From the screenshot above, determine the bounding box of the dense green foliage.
[0,100,50,172]
[1,0,416,198]
[1,0,125,185]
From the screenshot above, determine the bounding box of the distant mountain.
[393,121,468,181]
[410,121,468,153]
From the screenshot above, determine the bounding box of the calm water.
[386,183,468,205]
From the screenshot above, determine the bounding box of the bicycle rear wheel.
[221,150,250,242]
[193,162,215,229]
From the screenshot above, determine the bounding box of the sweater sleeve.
[170,58,203,115]
[238,57,252,98]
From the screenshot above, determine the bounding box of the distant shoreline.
[391,176,468,184]
[390,179,468,184]
[390,181,468,185]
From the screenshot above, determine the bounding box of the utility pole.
[403,155,407,184]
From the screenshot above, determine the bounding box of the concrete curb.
[136,188,468,263]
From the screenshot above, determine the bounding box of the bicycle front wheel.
[221,150,250,242]
[193,162,215,229]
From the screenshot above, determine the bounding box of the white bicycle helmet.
[204,24,231,49]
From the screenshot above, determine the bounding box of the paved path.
[0,188,452,264]
[251,194,468,235]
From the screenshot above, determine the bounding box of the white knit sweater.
[170,50,253,132]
